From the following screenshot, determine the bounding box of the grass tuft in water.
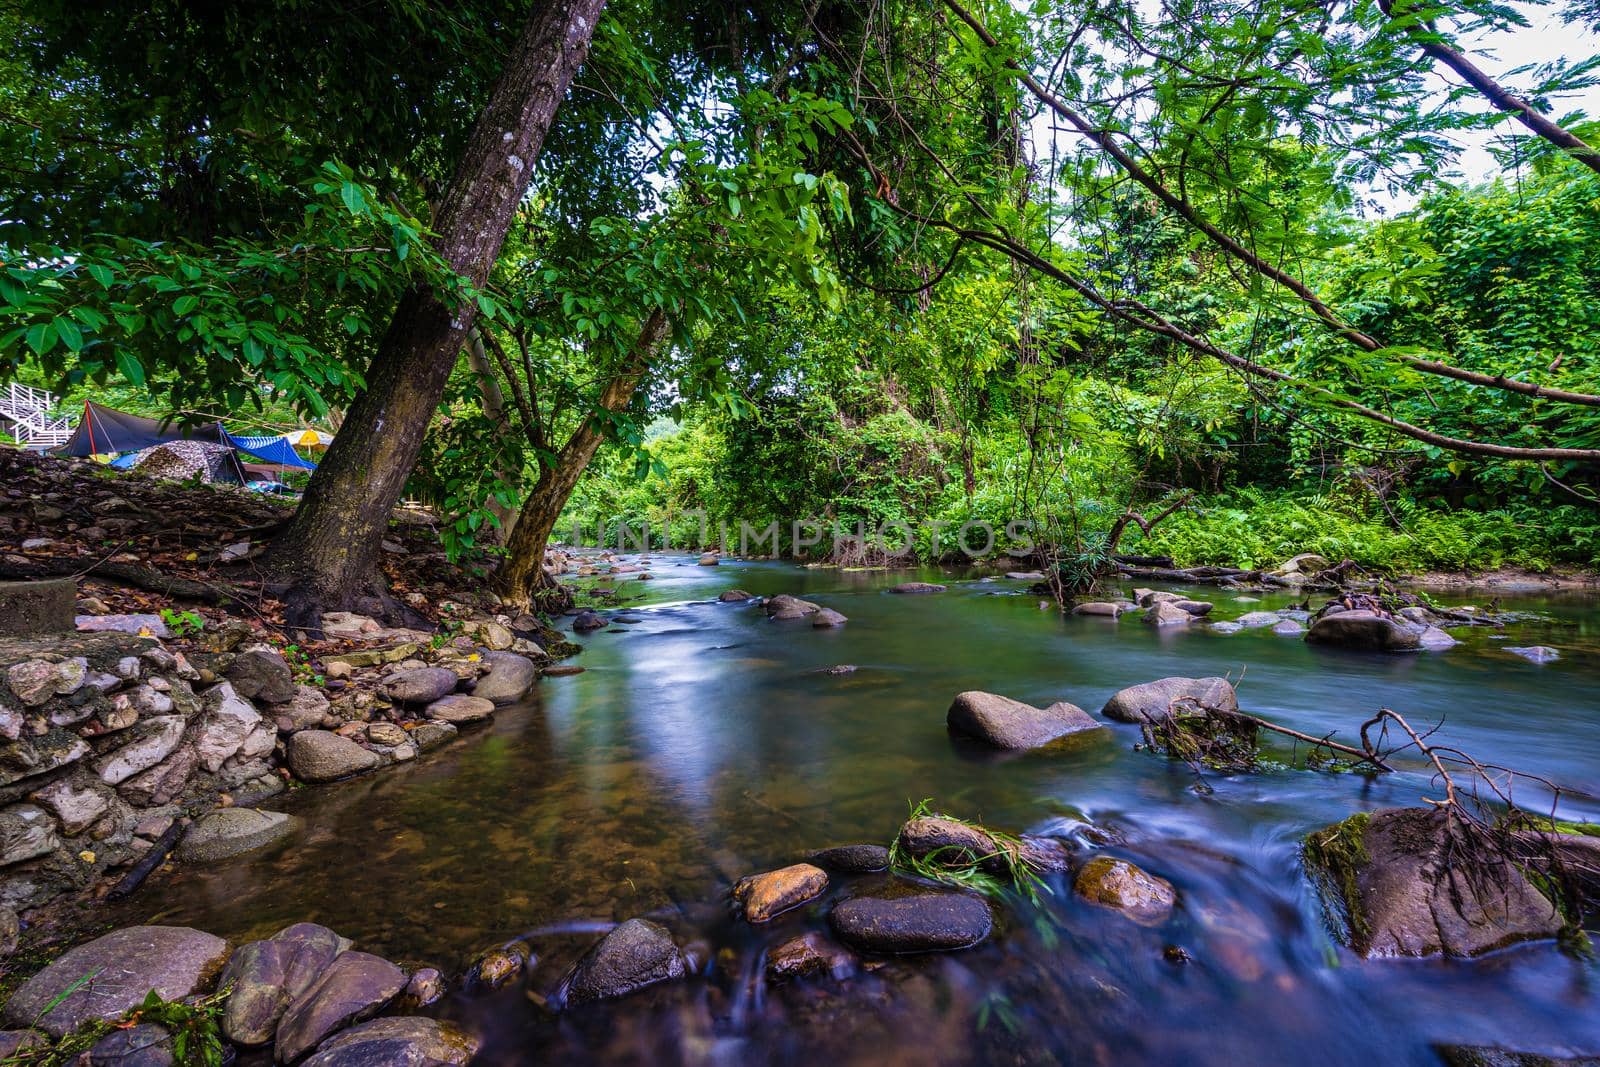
[888,798,1051,905]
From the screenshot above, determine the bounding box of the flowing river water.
[117,557,1600,1065]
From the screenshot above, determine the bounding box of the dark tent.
[53,401,224,457]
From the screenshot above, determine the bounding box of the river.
[120,556,1600,1065]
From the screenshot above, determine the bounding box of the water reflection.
[122,556,1600,1064]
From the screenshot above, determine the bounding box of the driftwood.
[1111,553,1174,568]
[1116,563,1267,584]
[105,820,184,901]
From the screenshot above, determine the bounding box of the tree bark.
[263,0,607,631]
[464,328,521,542]
[496,309,670,610]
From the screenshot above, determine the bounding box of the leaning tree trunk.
[496,310,670,611]
[263,0,607,632]
[464,329,522,542]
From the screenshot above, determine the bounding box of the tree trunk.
[497,309,670,610]
[264,0,607,632]
[464,329,521,542]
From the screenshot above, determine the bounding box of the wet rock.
[1418,626,1459,651]
[227,648,297,704]
[90,1022,173,1066]
[561,918,686,1006]
[0,804,60,866]
[542,664,585,677]
[221,923,349,1047]
[4,925,229,1037]
[764,594,821,620]
[381,668,458,706]
[274,950,406,1063]
[1507,646,1560,664]
[1142,601,1192,627]
[301,1017,479,1067]
[807,844,890,873]
[1100,676,1237,726]
[1305,610,1421,653]
[1074,856,1176,926]
[572,611,607,634]
[1172,600,1213,616]
[1434,1045,1600,1067]
[1235,611,1281,629]
[285,731,380,783]
[830,890,992,953]
[889,582,946,594]
[425,694,495,725]
[1304,807,1561,958]
[471,651,537,705]
[698,553,719,566]
[766,932,855,983]
[95,716,187,784]
[398,967,446,1009]
[718,590,754,602]
[1134,589,1185,607]
[178,808,300,864]
[1208,621,1243,634]
[31,778,110,835]
[947,690,1100,750]
[1071,602,1126,617]
[1271,620,1306,636]
[465,944,527,990]
[408,722,458,750]
[734,863,829,922]
[1006,571,1045,581]
[811,608,848,628]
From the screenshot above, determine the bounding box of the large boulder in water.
[946,690,1102,750]
[764,594,821,620]
[1305,609,1421,652]
[301,1017,479,1067]
[561,919,686,1006]
[1073,856,1176,926]
[470,651,538,704]
[178,807,301,864]
[830,890,992,953]
[3,926,230,1037]
[1143,601,1192,627]
[1304,807,1562,958]
[889,582,946,594]
[1100,676,1237,725]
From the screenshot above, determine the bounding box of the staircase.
[0,384,74,449]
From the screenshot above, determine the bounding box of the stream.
[120,557,1600,1065]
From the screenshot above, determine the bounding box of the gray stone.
[572,611,607,633]
[889,582,946,594]
[0,728,90,788]
[0,1030,45,1058]
[947,690,1102,750]
[1101,676,1238,725]
[409,722,458,750]
[3,925,229,1037]
[1173,600,1214,616]
[764,594,821,620]
[7,660,67,707]
[424,694,495,725]
[274,950,406,1063]
[830,891,992,953]
[470,651,537,705]
[1272,620,1306,636]
[562,918,686,1006]
[95,716,187,785]
[193,682,266,773]
[1305,807,1561,958]
[90,1022,174,1066]
[226,648,296,705]
[807,844,890,873]
[717,590,753,602]
[1142,601,1192,627]
[178,808,300,864]
[31,778,110,836]
[811,607,848,628]
[1418,626,1459,651]
[0,580,75,637]
[300,1017,479,1067]
[76,614,170,638]
[1209,621,1243,634]
[1235,611,1281,629]
[118,747,199,808]
[220,923,347,1047]
[1071,602,1125,617]
[285,731,379,783]
[1507,646,1560,664]
[0,804,60,866]
[275,685,331,732]
[381,667,458,705]
[1306,610,1422,653]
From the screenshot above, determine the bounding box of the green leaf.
[114,350,146,387]
[173,295,199,316]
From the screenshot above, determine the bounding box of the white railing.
[0,384,75,449]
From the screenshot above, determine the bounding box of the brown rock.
[733,863,829,923]
[1074,856,1176,926]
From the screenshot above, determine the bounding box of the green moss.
[1303,812,1373,947]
